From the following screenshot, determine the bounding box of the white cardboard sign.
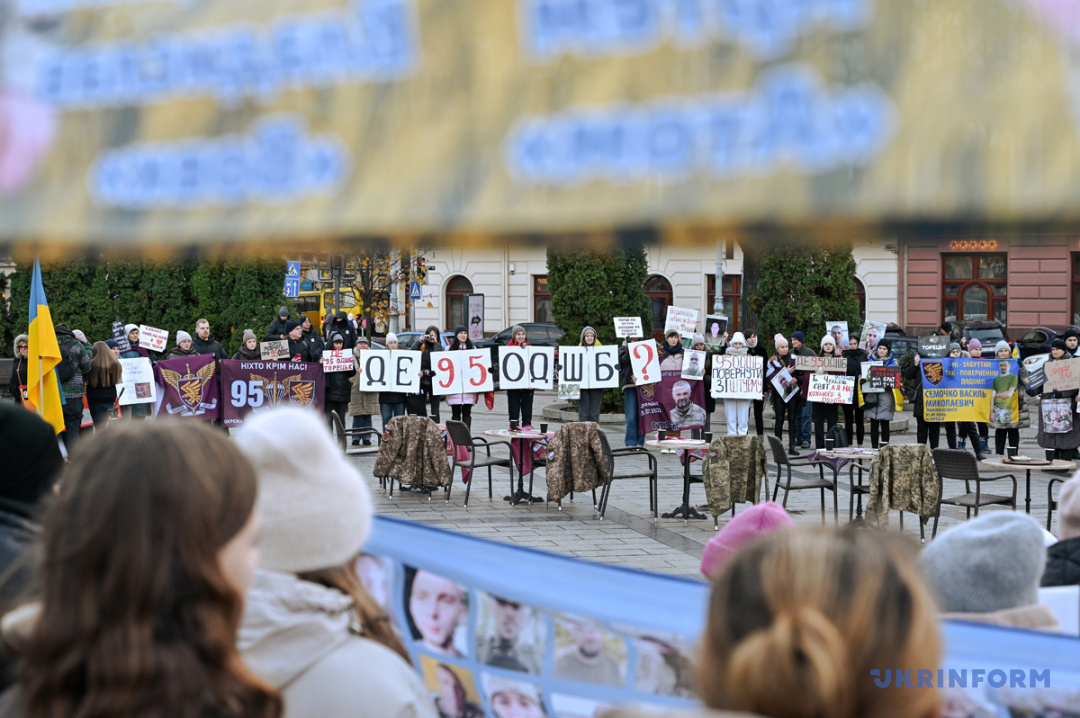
[357,350,421,394]
[614,317,644,339]
[260,340,289,361]
[808,374,855,404]
[321,350,355,373]
[117,357,156,406]
[498,346,555,391]
[710,355,764,400]
[628,339,662,386]
[558,346,620,390]
[664,306,698,337]
[138,324,168,352]
[433,349,494,396]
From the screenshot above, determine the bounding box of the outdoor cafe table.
[483,429,549,505]
[645,438,710,522]
[820,447,879,521]
[980,458,1076,515]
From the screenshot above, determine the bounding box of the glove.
[73,329,88,343]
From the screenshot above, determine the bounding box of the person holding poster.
[692,334,716,432]
[658,330,684,372]
[990,340,1027,456]
[578,326,604,423]
[1036,339,1080,463]
[324,334,356,428]
[720,333,752,436]
[85,341,123,430]
[861,342,898,448]
[505,326,535,427]
[349,337,380,445]
[120,325,154,419]
[766,335,800,455]
[619,334,644,447]
[232,330,261,361]
[841,334,868,447]
[746,333,768,436]
[810,336,841,449]
[379,334,408,431]
[408,326,444,423]
[285,321,313,363]
[905,353,957,451]
[446,327,479,429]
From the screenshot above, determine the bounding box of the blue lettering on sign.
[90,115,351,208]
[38,0,417,109]
[522,0,870,60]
[505,64,894,184]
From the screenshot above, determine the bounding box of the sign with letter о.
[498,346,555,390]
[321,350,355,373]
[711,355,763,400]
[807,374,855,404]
[138,324,168,352]
[613,317,644,339]
[261,340,289,360]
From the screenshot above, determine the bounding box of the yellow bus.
[292,282,362,332]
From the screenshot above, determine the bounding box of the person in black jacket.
[285,321,312,363]
[232,329,261,361]
[324,311,358,350]
[745,332,768,436]
[407,326,443,422]
[191,319,227,361]
[8,335,28,406]
[841,334,869,447]
[618,336,642,447]
[300,316,325,359]
[1043,478,1080,588]
[265,307,291,341]
[323,334,356,427]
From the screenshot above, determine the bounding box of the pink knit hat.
[701,502,794,579]
[1059,477,1080,540]
[773,333,787,349]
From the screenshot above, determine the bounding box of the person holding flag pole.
[25,258,65,439]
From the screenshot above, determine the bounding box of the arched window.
[644,275,673,343]
[854,278,867,319]
[445,275,473,329]
[942,254,1007,323]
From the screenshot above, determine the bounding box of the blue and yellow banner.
[26,259,65,434]
[922,358,1020,423]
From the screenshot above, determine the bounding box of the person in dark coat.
[0,401,65,690]
[191,319,226,361]
[841,334,869,447]
[8,335,28,406]
[300,316,325,358]
[618,336,643,447]
[1043,478,1080,587]
[745,332,768,436]
[407,326,443,422]
[379,333,407,431]
[789,331,816,449]
[323,334,356,427]
[325,311,357,350]
[232,329,261,361]
[285,321,312,363]
[266,307,291,341]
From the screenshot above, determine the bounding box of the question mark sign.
[633,344,653,382]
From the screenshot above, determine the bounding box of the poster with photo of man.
[637,374,707,434]
[681,350,706,381]
[860,320,888,352]
[825,321,848,349]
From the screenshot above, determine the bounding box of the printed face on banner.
[404,567,470,659]
[638,376,707,433]
[475,591,547,676]
[357,350,421,394]
[922,358,1019,423]
[628,340,661,386]
[860,320,887,352]
[705,315,727,348]
[558,347,619,390]
[552,613,628,688]
[433,349,493,396]
[419,657,484,718]
[825,321,848,349]
[499,346,555,390]
[681,350,706,380]
[710,355,763,400]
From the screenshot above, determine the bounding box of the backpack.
[827,423,848,449]
[55,334,80,382]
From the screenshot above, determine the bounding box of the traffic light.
[416,257,427,283]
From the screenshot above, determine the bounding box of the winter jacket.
[545,422,611,503]
[657,340,683,373]
[7,357,27,406]
[54,326,91,400]
[302,328,325,359]
[904,360,926,420]
[412,336,443,395]
[325,366,356,404]
[503,338,532,394]
[1042,536,1080,588]
[861,352,899,421]
[167,345,199,360]
[232,346,261,361]
[191,333,227,361]
[842,346,869,378]
[618,343,634,390]
[349,347,381,417]
[701,435,768,517]
[791,343,817,401]
[865,444,940,529]
[0,497,36,691]
[265,317,290,341]
[237,570,437,718]
[1036,355,1080,451]
[324,315,357,350]
[287,338,312,364]
[765,352,796,401]
[444,341,478,406]
[373,415,452,488]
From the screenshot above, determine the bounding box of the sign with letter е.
[664,306,698,337]
[807,374,855,404]
[794,356,847,373]
[356,351,421,394]
[261,340,289,361]
[868,365,902,390]
[138,324,168,352]
[433,349,494,396]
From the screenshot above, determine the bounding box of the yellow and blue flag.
[27,259,65,434]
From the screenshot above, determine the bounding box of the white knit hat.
[234,407,373,573]
[730,332,746,345]
[385,332,398,344]
[124,323,139,335]
[176,330,192,343]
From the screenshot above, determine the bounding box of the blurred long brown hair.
[21,422,281,718]
[86,341,123,389]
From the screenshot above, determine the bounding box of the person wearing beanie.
[324,310,357,350]
[1043,477,1080,587]
[299,315,325,358]
[766,334,801,455]
[810,334,840,449]
[578,326,604,423]
[117,326,153,420]
[989,339,1026,456]
[285,320,312,363]
[691,332,716,434]
[1063,329,1080,357]
[700,502,793,579]
[1036,338,1080,464]
[349,335,380,445]
[966,337,982,357]
[406,326,444,423]
[323,333,356,428]
[483,674,545,718]
[720,332,752,436]
[504,325,535,428]
[939,322,954,338]
[265,307,291,341]
[380,333,408,430]
[235,408,437,718]
[787,331,816,449]
[841,333,869,447]
[168,330,197,359]
[861,340,898,449]
[922,513,1059,631]
[233,329,261,361]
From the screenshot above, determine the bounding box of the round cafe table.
[483,429,549,505]
[981,458,1076,515]
[645,438,710,521]
[820,447,879,521]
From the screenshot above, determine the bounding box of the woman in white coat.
[721,332,752,436]
[235,408,437,718]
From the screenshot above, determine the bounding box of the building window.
[1073,254,1080,326]
[854,278,866,319]
[706,275,740,332]
[445,275,473,329]
[942,253,1007,324]
[644,275,673,342]
[533,275,552,323]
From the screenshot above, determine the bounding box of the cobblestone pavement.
[351,392,1073,580]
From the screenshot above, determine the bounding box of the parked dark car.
[474,323,566,381]
[960,321,1011,358]
[1017,325,1079,359]
[883,325,918,358]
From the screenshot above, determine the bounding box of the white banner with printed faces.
[357,350,422,394]
[498,346,556,391]
[434,349,494,396]
[558,346,620,391]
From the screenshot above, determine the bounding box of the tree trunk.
[739,240,763,333]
